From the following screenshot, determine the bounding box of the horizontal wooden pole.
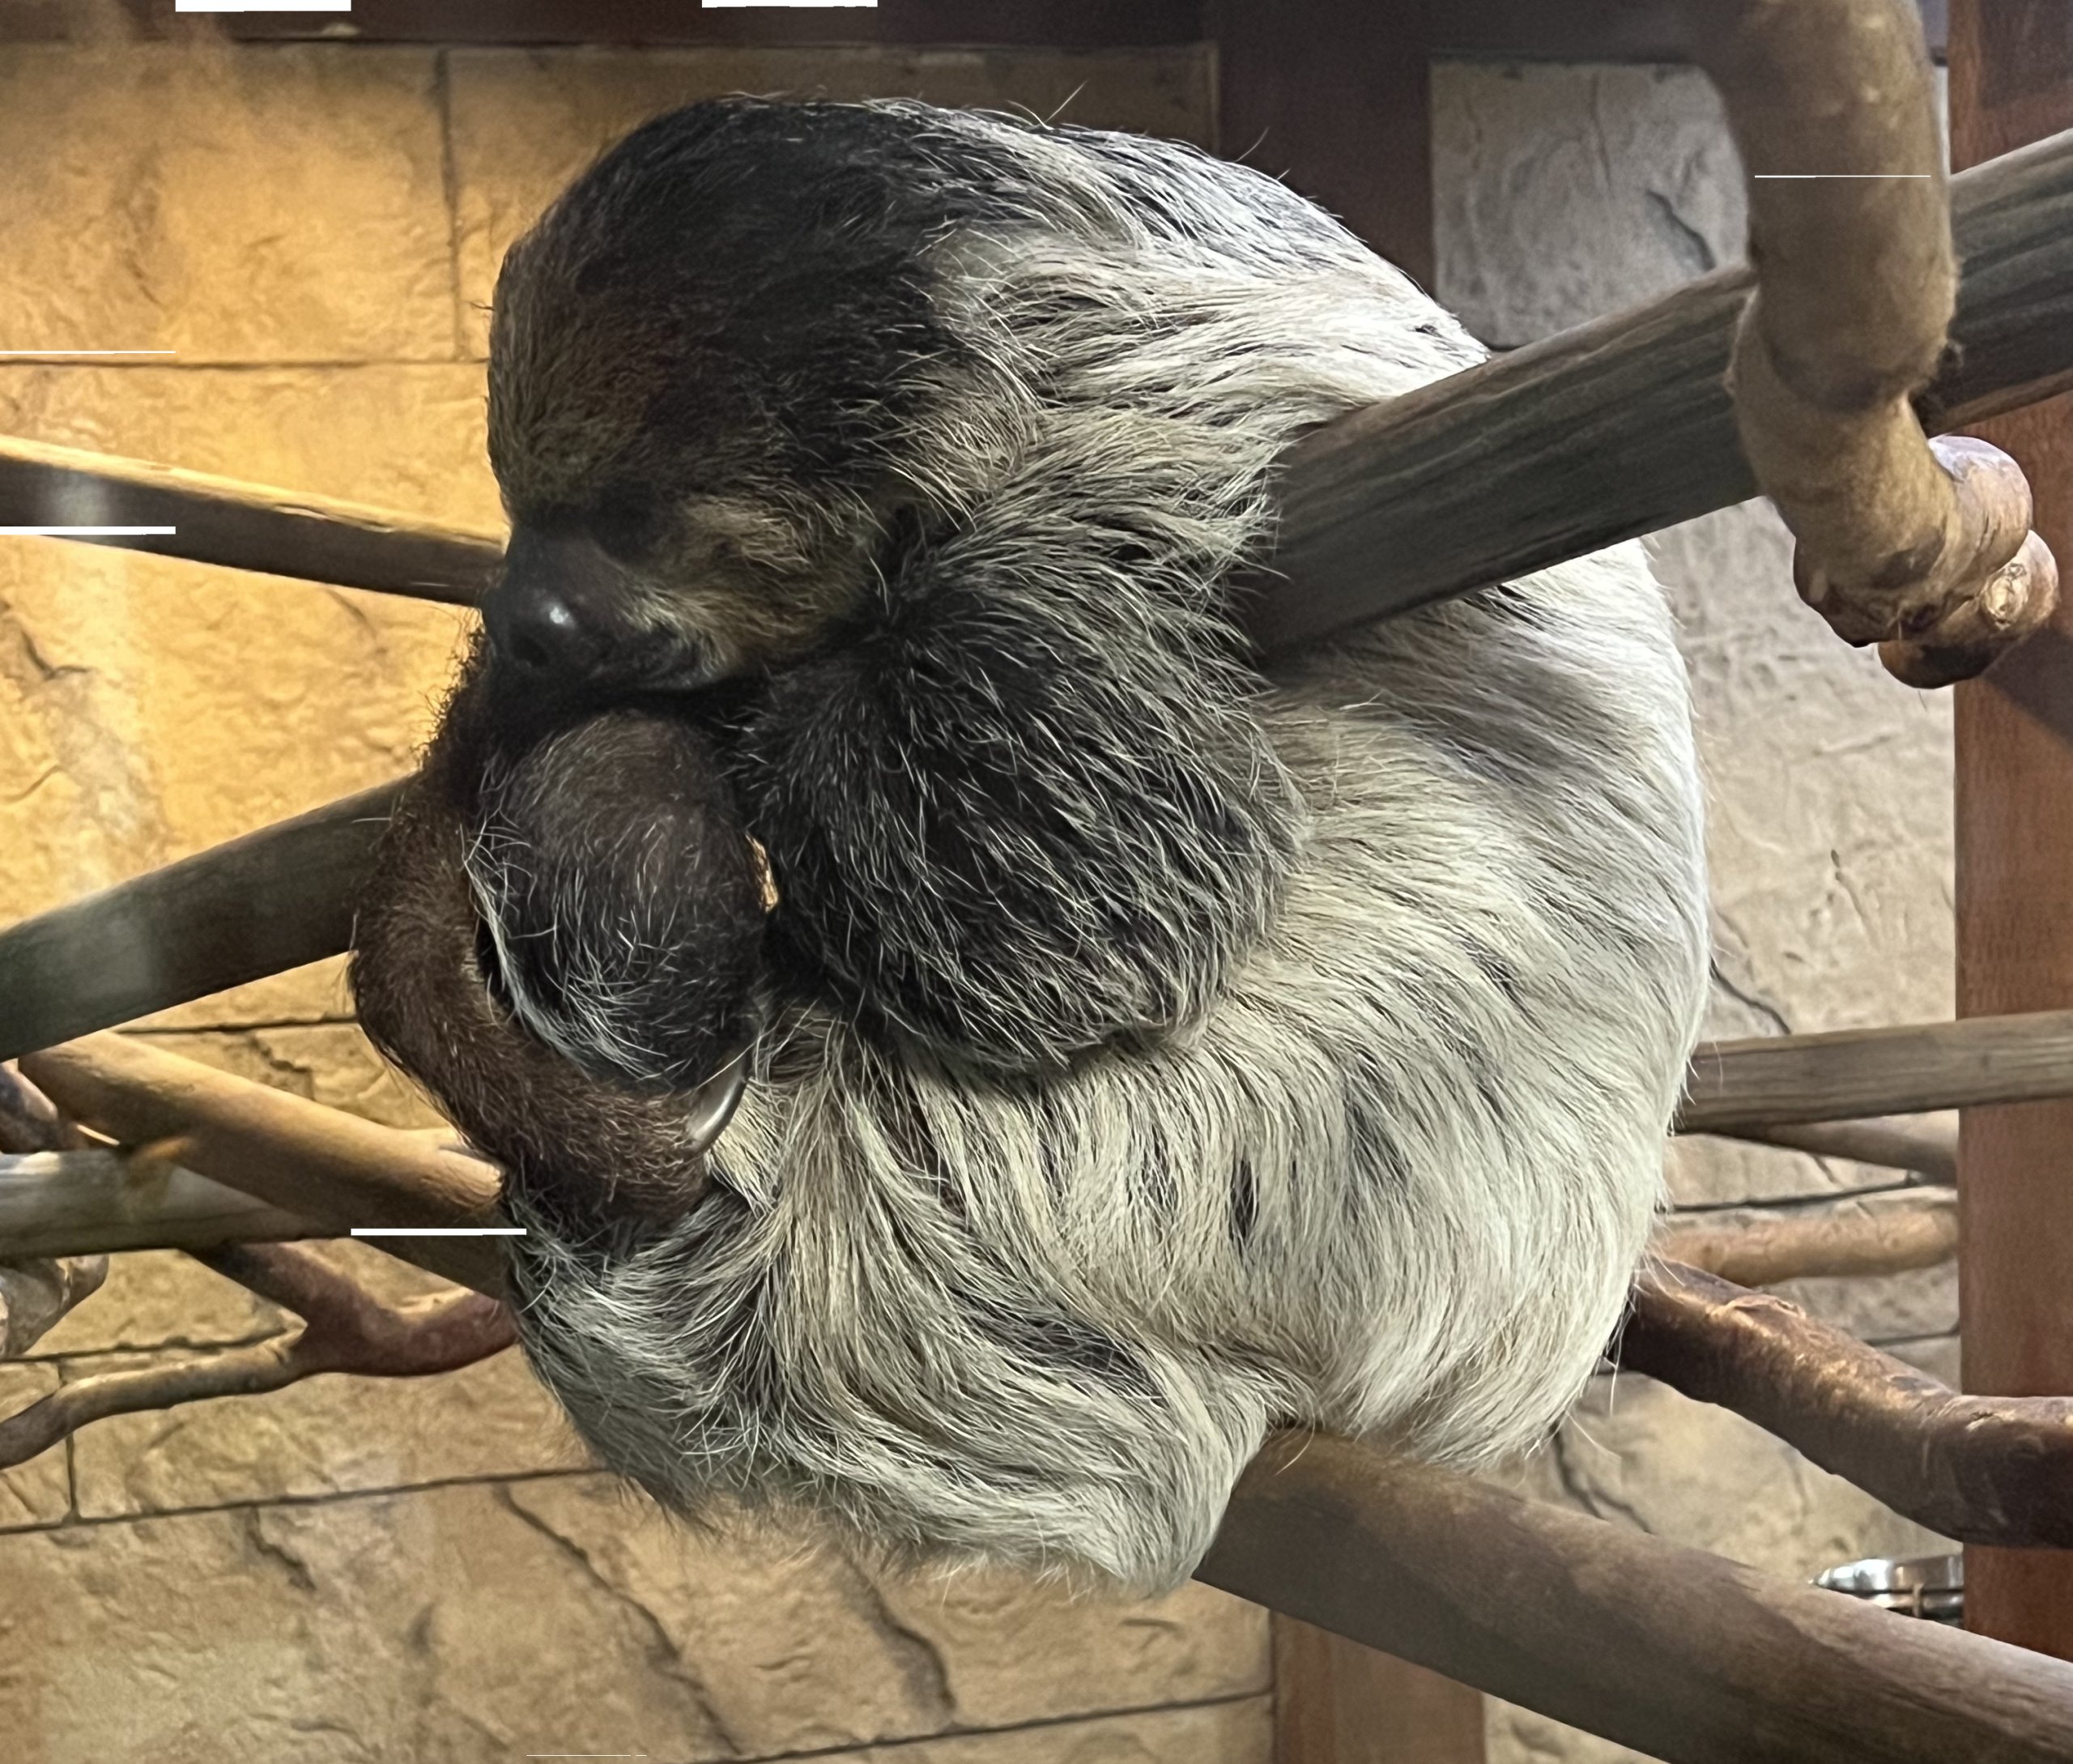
[0,779,407,1066]
[1692,1113,1959,1181]
[0,435,500,606]
[1652,1189,1958,1285]
[1199,1430,2073,1764]
[17,1033,505,1295]
[1676,1009,2073,1133]
[1245,121,2073,653]
[0,1148,322,1259]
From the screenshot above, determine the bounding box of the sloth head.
[481,100,1005,695]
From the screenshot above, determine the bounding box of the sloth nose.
[484,530,626,678]
[487,579,604,675]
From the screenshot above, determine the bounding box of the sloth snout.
[485,526,658,684]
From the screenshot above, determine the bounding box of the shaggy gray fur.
[501,101,1711,1593]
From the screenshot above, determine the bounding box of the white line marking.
[1751,173,1934,179]
[0,350,178,356]
[0,526,177,536]
[351,1227,528,1238]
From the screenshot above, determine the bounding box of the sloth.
[351,96,1710,1594]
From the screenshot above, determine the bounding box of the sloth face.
[481,102,1000,698]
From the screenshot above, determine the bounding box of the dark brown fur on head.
[350,640,768,1225]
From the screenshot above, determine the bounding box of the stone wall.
[1432,59,1962,1764]
[0,28,1269,1763]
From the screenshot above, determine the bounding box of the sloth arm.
[731,554,1305,1075]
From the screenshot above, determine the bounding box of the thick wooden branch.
[1652,1189,1957,1285]
[1675,1009,2073,1131]
[0,435,500,604]
[0,1148,325,1259]
[1199,1430,2073,1764]
[0,780,408,1066]
[0,1242,513,1472]
[1694,1111,1958,1180]
[1247,121,2073,653]
[1623,1259,2073,1549]
[16,1034,504,1296]
[1689,0,2057,686]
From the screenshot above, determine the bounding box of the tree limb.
[1676,1008,2073,1131]
[0,1147,325,1259]
[18,1033,505,1296]
[1692,1111,1958,1180]
[1690,0,2058,686]
[1622,1258,2073,1548]
[0,1242,513,1471]
[1652,1188,1957,1285]
[1199,1430,2073,1764]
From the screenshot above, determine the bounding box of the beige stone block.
[0,363,490,924]
[0,1361,70,1528]
[0,1473,1266,1762]
[28,1250,279,1360]
[875,1566,1270,1728]
[0,42,456,363]
[123,1023,447,1131]
[448,45,1215,356]
[0,361,501,527]
[70,1336,578,1518]
[0,1479,723,1762]
[856,1698,1275,1763]
[501,1474,1271,1755]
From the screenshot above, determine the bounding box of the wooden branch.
[1622,1259,2073,1549]
[1687,0,2056,687]
[1199,1430,2073,1764]
[0,1242,513,1472]
[1652,1189,1957,1285]
[0,435,500,605]
[1694,1112,1958,1180]
[1676,1009,2073,1131]
[0,779,409,1067]
[0,1148,326,1259]
[15,1034,504,1296]
[1245,121,2073,654]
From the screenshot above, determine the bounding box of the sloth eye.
[590,492,666,563]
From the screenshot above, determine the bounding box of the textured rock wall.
[0,31,1271,1764]
[1433,59,1961,1764]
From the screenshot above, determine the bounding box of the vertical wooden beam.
[1209,2,1479,1756]
[1207,0,1437,288]
[1275,1618,1489,1764]
[1950,0,2073,1660]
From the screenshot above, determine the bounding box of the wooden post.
[1950,0,2073,1658]
[1210,2,1482,1756]
[1207,0,1437,289]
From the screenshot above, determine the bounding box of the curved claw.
[683,1048,750,1158]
